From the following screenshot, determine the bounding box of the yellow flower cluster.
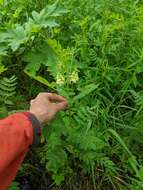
[69,71,79,83]
[56,73,65,85]
[56,71,79,85]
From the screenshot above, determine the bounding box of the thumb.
[56,101,68,112]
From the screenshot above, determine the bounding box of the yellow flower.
[56,73,65,85]
[70,71,79,83]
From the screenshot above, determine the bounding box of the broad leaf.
[24,43,58,76]
[0,25,28,51]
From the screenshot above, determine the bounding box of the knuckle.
[38,92,44,96]
[38,92,50,96]
[47,93,52,96]
[52,93,58,97]
[30,100,34,104]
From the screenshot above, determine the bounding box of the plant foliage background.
[0,0,143,189]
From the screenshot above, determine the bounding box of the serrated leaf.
[0,25,28,51]
[24,43,58,77]
[31,1,66,29]
[48,6,68,17]
[24,51,43,75]
[45,0,59,16]
[36,18,59,28]
[45,0,67,17]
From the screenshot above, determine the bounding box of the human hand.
[29,92,68,124]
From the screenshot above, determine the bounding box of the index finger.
[49,93,67,103]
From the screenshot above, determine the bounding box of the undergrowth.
[0,0,143,189]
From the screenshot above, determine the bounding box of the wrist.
[22,112,42,147]
[28,111,43,125]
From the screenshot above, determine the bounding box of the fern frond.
[0,76,17,104]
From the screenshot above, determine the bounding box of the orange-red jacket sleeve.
[0,112,41,190]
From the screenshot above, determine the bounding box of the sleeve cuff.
[22,112,41,147]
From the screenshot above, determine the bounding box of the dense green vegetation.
[1,0,143,189]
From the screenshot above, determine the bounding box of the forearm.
[0,92,67,190]
[0,112,41,189]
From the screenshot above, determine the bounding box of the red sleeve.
[0,112,41,190]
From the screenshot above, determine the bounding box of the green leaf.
[8,181,20,190]
[24,70,56,89]
[4,100,14,105]
[44,0,59,16]
[38,19,59,28]
[80,135,105,151]
[32,11,40,21]
[72,83,99,102]
[138,167,143,178]
[24,43,58,76]
[31,11,59,28]
[52,174,65,186]
[108,129,142,179]
[108,129,134,157]
[31,1,67,28]
[41,0,67,17]
[46,149,67,172]
[0,64,7,74]
[24,51,44,75]
[0,46,8,56]
[0,25,28,51]
[0,0,4,5]
[0,1,66,52]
